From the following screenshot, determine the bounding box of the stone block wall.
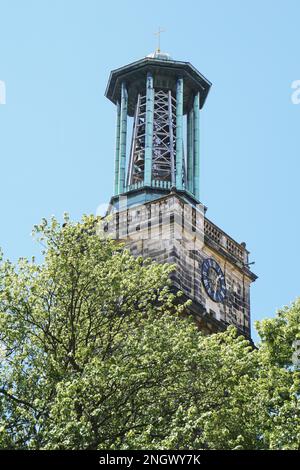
[105,192,255,338]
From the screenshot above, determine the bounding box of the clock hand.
[213,274,222,295]
[211,276,218,295]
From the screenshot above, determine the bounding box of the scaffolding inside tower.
[127,89,177,186]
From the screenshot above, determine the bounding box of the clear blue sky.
[0,0,299,341]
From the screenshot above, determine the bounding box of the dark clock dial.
[202,258,226,303]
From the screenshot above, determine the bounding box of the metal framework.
[127,94,146,185]
[127,89,178,186]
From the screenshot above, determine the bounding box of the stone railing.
[204,218,247,264]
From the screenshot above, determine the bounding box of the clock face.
[202,258,226,303]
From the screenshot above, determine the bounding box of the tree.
[0,215,299,449]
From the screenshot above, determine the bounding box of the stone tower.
[104,50,257,338]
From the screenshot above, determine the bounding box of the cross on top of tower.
[154,27,165,53]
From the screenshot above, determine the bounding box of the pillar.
[144,72,154,186]
[176,78,184,189]
[187,107,194,193]
[193,92,200,200]
[114,101,121,195]
[118,82,128,194]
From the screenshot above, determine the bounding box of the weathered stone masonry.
[105,190,256,338]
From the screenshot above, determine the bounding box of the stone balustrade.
[204,218,248,265]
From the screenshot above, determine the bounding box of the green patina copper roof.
[105,55,212,116]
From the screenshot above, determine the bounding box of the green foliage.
[0,215,299,449]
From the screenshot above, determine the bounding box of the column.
[168,90,176,186]
[176,78,184,189]
[144,72,154,186]
[114,101,121,195]
[187,107,194,193]
[193,92,200,200]
[118,82,128,194]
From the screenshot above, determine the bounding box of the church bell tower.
[104,49,257,338]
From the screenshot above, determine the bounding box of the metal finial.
[154,27,165,53]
